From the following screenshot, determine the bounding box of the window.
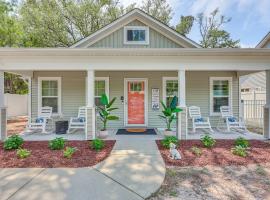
[210,77,232,115]
[163,77,178,106]
[38,77,61,114]
[124,26,149,45]
[95,77,109,106]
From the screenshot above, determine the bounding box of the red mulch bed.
[156,140,270,167]
[0,140,115,168]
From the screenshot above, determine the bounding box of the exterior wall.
[31,70,239,130]
[89,20,182,48]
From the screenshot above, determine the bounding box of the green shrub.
[49,137,66,150]
[161,136,178,149]
[231,145,248,157]
[190,146,202,156]
[17,148,31,159]
[201,135,216,148]
[90,139,105,151]
[234,137,249,148]
[4,135,24,150]
[63,147,77,159]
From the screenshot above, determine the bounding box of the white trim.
[124,78,148,127]
[162,77,178,105]
[27,77,32,123]
[124,26,149,45]
[38,77,62,116]
[209,77,233,116]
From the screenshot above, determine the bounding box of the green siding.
[31,71,239,130]
[89,20,182,48]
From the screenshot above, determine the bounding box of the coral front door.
[125,79,147,126]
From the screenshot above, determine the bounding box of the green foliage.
[176,15,194,36]
[231,145,248,157]
[201,135,216,148]
[5,72,28,94]
[90,139,105,151]
[190,146,202,156]
[16,148,31,159]
[159,96,182,131]
[98,94,119,130]
[49,137,66,150]
[234,137,249,148]
[4,135,24,150]
[63,147,77,159]
[161,136,178,149]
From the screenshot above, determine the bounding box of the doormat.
[116,129,157,135]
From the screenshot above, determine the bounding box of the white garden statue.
[169,143,181,160]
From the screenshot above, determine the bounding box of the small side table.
[55,121,69,134]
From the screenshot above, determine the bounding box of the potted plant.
[98,94,119,138]
[159,96,182,136]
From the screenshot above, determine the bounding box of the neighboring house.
[0,9,270,140]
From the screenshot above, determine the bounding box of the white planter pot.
[99,130,108,139]
[164,130,174,136]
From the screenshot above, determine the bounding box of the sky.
[119,0,270,47]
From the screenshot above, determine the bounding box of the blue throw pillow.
[228,117,237,122]
[79,117,85,123]
[194,117,204,123]
[36,117,44,123]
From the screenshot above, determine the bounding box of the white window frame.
[38,77,62,116]
[210,77,233,116]
[162,77,178,106]
[124,26,149,45]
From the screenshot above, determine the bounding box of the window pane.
[95,97,102,106]
[95,80,106,96]
[213,97,229,113]
[166,80,178,96]
[42,80,58,96]
[127,29,146,42]
[213,80,229,96]
[42,97,58,113]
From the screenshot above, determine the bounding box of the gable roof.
[71,8,200,48]
[256,32,270,48]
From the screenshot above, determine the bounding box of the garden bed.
[156,140,270,167]
[0,140,115,168]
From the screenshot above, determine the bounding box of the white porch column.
[264,70,270,139]
[177,70,187,140]
[27,77,32,124]
[0,71,7,141]
[86,70,96,140]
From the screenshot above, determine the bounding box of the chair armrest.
[70,117,79,122]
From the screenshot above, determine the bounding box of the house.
[0,9,270,140]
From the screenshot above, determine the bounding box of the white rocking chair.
[219,106,247,132]
[67,107,86,133]
[189,106,214,133]
[27,106,53,133]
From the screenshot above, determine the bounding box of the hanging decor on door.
[152,88,160,110]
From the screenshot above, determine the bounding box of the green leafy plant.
[190,146,202,156]
[16,148,31,159]
[159,96,182,131]
[231,145,248,157]
[63,147,77,159]
[49,137,66,150]
[234,137,249,148]
[90,139,105,151]
[4,135,24,150]
[98,94,119,131]
[161,136,178,149]
[201,135,216,148]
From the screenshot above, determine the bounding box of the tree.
[140,0,172,25]
[197,8,240,48]
[175,15,194,36]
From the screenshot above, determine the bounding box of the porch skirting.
[86,107,95,140]
[0,107,7,141]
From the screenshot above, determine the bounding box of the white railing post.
[264,70,270,139]
[178,70,187,140]
[27,76,32,125]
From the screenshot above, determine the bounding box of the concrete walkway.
[0,138,165,200]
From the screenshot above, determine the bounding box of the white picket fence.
[242,99,266,128]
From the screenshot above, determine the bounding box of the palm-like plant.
[98,94,119,131]
[159,96,182,131]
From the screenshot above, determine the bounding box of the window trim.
[123,26,149,45]
[162,77,178,106]
[38,77,62,116]
[209,77,233,116]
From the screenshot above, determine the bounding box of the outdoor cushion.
[79,117,85,123]
[228,117,237,122]
[35,117,44,123]
[194,117,204,122]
